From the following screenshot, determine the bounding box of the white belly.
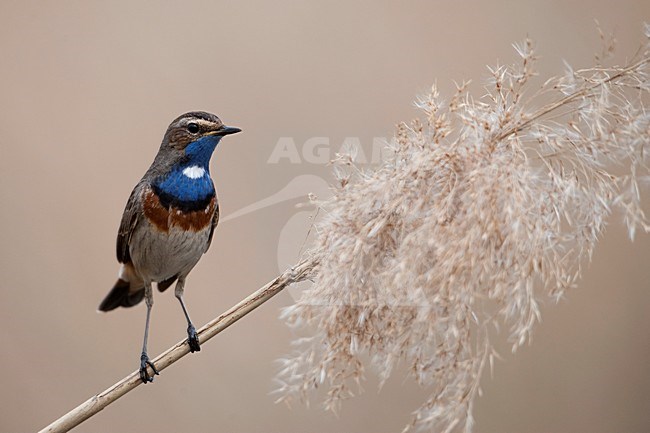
[129,222,210,282]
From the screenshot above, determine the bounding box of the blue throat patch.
[155,135,221,203]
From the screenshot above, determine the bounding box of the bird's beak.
[211,126,242,137]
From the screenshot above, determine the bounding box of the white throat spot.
[182,166,206,179]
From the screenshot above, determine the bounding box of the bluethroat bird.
[98,111,241,383]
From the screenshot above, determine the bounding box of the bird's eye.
[187,123,200,134]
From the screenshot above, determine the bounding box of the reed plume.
[275,25,650,432]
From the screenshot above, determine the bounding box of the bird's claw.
[187,324,201,353]
[139,352,159,384]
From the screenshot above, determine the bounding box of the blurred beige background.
[1,1,649,432]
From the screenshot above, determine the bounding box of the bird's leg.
[139,282,159,383]
[175,278,201,352]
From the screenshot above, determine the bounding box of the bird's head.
[156,111,241,168]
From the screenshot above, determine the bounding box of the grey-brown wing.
[205,200,219,253]
[116,185,142,264]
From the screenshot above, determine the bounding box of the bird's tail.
[98,278,145,311]
[99,262,146,311]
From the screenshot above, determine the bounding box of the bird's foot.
[139,352,159,384]
[187,324,201,353]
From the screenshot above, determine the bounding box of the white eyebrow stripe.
[182,166,206,179]
[188,119,219,128]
